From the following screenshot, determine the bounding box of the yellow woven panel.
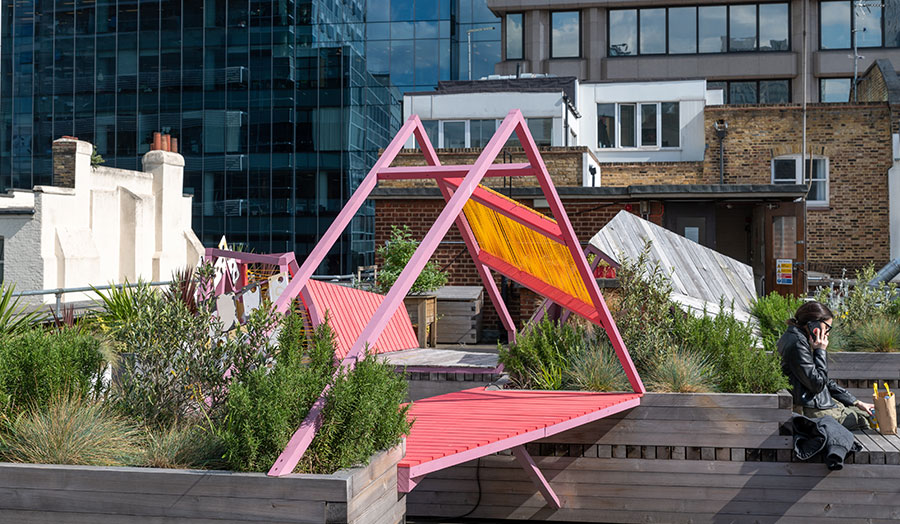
[463,186,591,304]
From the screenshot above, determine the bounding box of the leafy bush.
[92,279,156,332]
[566,340,628,392]
[852,317,900,352]
[499,317,594,390]
[111,272,277,427]
[140,423,225,469]
[646,348,718,393]
[752,292,805,351]
[1,396,141,466]
[816,265,896,336]
[0,329,106,415]
[220,317,336,473]
[376,225,448,294]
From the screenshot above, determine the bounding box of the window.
[526,118,553,146]
[506,14,524,60]
[699,6,728,53]
[608,10,637,56]
[820,78,851,103]
[597,104,616,148]
[610,3,788,56]
[442,121,466,148]
[0,237,4,284]
[640,9,667,54]
[421,119,439,143]
[772,155,829,206]
[470,119,496,148]
[599,102,680,149]
[712,79,790,103]
[820,0,898,49]
[551,11,580,58]
[619,104,636,147]
[669,7,698,54]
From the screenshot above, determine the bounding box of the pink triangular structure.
[267,109,644,477]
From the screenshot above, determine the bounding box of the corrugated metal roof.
[306,280,419,360]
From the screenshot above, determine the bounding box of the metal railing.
[12,281,173,312]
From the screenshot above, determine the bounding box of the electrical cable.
[439,247,469,272]
[409,457,483,523]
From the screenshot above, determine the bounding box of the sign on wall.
[776,258,793,285]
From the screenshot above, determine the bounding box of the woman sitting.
[777,301,873,430]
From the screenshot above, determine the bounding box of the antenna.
[851,0,884,102]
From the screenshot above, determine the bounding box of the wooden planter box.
[0,444,405,524]
[828,351,900,403]
[403,294,436,348]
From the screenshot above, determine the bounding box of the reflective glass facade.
[0,0,401,274]
[365,0,500,91]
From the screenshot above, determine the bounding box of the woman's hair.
[788,301,834,328]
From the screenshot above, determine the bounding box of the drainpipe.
[714,120,728,184]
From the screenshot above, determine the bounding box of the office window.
[889,0,900,47]
[526,118,553,146]
[759,80,790,103]
[661,102,680,147]
[422,119,439,144]
[699,6,728,53]
[551,11,580,58]
[713,79,790,103]
[759,4,789,50]
[470,119,496,148]
[729,5,757,51]
[820,1,853,48]
[640,104,658,147]
[597,104,616,148]
[857,5,882,47]
[669,7,698,54]
[442,121,466,148]
[820,78,851,103]
[506,14,523,60]
[619,104,636,147]
[640,9,667,54]
[608,10,637,56]
[730,81,758,103]
[772,155,829,206]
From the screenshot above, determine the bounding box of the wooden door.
[765,201,806,296]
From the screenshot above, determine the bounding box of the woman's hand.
[855,400,875,415]
[810,325,829,350]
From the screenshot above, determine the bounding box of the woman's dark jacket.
[776,325,857,409]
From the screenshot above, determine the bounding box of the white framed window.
[772,154,829,207]
[599,102,680,149]
[440,120,467,148]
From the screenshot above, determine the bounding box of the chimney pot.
[161,134,170,152]
[152,132,162,151]
[171,137,178,154]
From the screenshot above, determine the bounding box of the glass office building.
[0,0,400,274]
[0,0,499,273]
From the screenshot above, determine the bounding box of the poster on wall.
[776,259,793,285]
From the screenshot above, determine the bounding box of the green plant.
[751,292,805,351]
[376,225,448,294]
[140,423,226,469]
[817,265,896,335]
[220,319,337,472]
[0,396,140,466]
[91,146,105,167]
[851,317,900,352]
[499,317,593,390]
[0,284,43,335]
[646,348,718,393]
[300,351,411,474]
[0,329,106,415]
[92,279,155,331]
[567,340,628,392]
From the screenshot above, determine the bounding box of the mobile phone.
[807,321,824,337]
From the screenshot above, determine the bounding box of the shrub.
[140,424,225,469]
[499,317,593,390]
[1,396,141,466]
[852,317,900,352]
[376,225,448,294]
[111,278,277,427]
[300,351,411,474]
[92,279,156,331]
[567,340,629,392]
[0,329,106,415]
[0,285,43,335]
[751,292,805,351]
[646,348,718,393]
[220,319,337,473]
[816,265,896,336]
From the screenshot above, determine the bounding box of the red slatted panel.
[306,280,419,360]
[400,388,640,476]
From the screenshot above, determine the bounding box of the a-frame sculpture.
[267,109,644,477]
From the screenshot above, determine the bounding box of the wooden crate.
[404,294,437,348]
[434,286,484,344]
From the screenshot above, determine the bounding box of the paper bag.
[873,392,897,436]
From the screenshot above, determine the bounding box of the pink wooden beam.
[378,163,536,180]
[397,469,424,493]
[204,248,292,267]
[412,122,518,343]
[441,178,565,242]
[514,116,645,395]
[271,116,424,316]
[512,445,561,509]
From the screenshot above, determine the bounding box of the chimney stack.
[52,136,91,189]
[150,132,178,153]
